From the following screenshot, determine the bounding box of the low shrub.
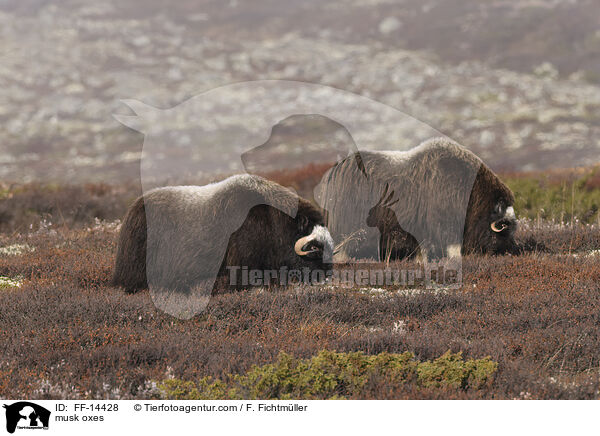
[158,350,497,400]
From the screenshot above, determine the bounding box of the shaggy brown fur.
[112,175,333,294]
[316,138,517,260]
[112,195,147,292]
[366,185,420,260]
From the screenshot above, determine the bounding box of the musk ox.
[315,137,517,261]
[112,174,334,295]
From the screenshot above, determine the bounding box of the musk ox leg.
[112,196,148,293]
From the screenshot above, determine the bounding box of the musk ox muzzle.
[294,225,334,261]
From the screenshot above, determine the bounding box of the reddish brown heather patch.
[1,222,600,399]
[0,182,139,233]
[259,162,335,201]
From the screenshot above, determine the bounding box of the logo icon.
[3,402,50,434]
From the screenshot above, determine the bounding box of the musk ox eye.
[297,215,311,233]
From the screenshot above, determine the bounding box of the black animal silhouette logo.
[366,183,419,261]
[3,402,50,433]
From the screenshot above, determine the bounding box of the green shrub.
[417,351,498,389]
[158,350,497,400]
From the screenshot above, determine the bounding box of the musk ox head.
[220,196,334,289]
[462,163,517,255]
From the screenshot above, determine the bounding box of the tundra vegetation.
[2,165,600,399]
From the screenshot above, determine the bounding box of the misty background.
[1,0,599,183]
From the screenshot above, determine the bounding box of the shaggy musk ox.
[315,137,517,261]
[112,175,334,294]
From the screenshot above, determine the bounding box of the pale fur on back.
[315,138,483,259]
[143,174,300,290]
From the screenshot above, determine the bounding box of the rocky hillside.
[1,0,599,182]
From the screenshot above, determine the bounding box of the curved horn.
[491,221,507,233]
[295,235,314,256]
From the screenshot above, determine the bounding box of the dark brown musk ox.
[112,174,334,295]
[314,137,517,261]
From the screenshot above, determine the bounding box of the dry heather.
[2,169,600,399]
[1,217,600,399]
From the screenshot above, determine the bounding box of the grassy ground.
[2,169,600,399]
